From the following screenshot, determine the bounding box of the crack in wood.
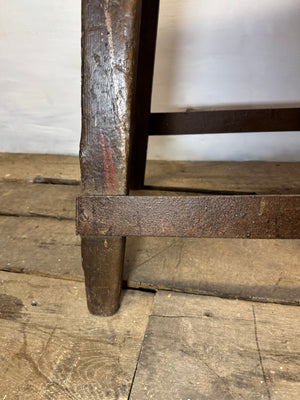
[252,305,272,400]
[0,212,74,221]
[132,242,175,270]
[127,319,148,400]
[33,177,80,186]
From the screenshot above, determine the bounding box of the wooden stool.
[77,0,300,315]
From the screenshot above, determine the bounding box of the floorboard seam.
[151,314,202,319]
[252,305,272,400]
[0,267,84,282]
[1,268,299,308]
[127,295,156,400]
[127,344,142,400]
[0,212,74,221]
[128,285,300,306]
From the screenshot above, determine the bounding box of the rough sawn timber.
[0,271,154,400]
[0,216,82,280]
[0,153,80,184]
[129,291,300,400]
[77,195,300,239]
[80,0,141,315]
[1,154,300,196]
[0,181,79,220]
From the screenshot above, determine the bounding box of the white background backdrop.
[1,0,300,160]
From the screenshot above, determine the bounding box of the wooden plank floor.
[1,153,300,193]
[0,153,300,399]
[1,214,299,304]
[0,153,80,184]
[0,271,154,400]
[1,277,299,399]
[0,154,299,304]
[130,291,300,400]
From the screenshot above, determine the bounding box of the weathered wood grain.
[125,236,300,305]
[80,0,140,195]
[1,154,299,304]
[0,182,79,220]
[0,181,183,222]
[129,291,300,399]
[77,194,300,239]
[1,216,299,305]
[0,153,80,183]
[144,160,300,194]
[2,161,300,222]
[2,176,296,225]
[1,154,300,195]
[80,0,142,315]
[0,217,82,279]
[0,271,154,400]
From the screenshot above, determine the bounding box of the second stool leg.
[130,0,160,190]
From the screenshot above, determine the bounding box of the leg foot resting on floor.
[81,236,125,316]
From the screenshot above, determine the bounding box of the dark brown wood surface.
[80,0,141,315]
[0,271,154,400]
[130,291,300,400]
[81,0,140,195]
[129,0,160,189]
[149,108,300,135]
[77,195,300,239]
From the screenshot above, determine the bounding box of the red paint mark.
[100,129,110,194]
[107,139,116,195]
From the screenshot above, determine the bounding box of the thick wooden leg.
[79,0,141,315]
[130,0,160,190]
[81,237,125,316]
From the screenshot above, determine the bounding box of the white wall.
[0,0,81,154]
[1,0,300,160]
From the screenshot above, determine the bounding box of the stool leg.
[130,0,160,190]
[79,0,141,315]
[81,237,125,316]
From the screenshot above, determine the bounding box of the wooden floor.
[0,153,300,399]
